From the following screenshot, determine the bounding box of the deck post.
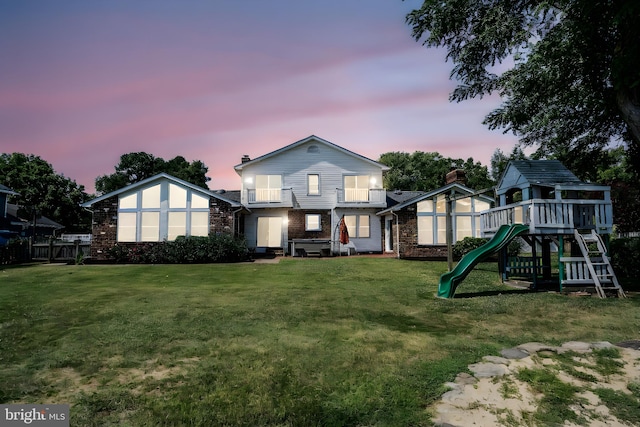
[542,237,552,281]
[558,235,564,292]
[531,236,538,290]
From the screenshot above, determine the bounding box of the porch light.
[370,177,377,185]
[244,177,253,184]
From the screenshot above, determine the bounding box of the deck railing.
[481,199,613,235]
[246,188,293,206]
[336,188,386,206]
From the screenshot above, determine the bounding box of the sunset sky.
[1,0,519,194]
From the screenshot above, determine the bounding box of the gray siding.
[240,140,385,210]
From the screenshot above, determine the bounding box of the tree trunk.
[617,86,640,174]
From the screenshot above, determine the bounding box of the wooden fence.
[31,240,91,263]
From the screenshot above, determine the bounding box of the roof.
[377,183,494,215]
[81,173,242,208]
[0,184,19,196]
[6,204,64,230]
[385,190,427,207]
[499,160,582,188]
[212,190,241,203]
[233,135,390,173]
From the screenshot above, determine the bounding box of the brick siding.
[88,196,239,261]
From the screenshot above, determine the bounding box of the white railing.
[481,199,613,235]
[560,257,611,286]
[337,188,386,205]
[247,188,293,205]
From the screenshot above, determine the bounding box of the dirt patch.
[37,357,201,403]
[433,342,640,427]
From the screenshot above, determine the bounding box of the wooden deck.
[481,199,613,236]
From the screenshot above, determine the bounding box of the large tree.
[407,0,640,176]
[0,153,91,231]
[379,151,494,191]
[95,153,210,194]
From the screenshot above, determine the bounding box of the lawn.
[1,258,639,426]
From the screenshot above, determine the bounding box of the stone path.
[433,341,640,427]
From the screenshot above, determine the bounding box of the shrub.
[106,234,249,264]
[610,237,640,288]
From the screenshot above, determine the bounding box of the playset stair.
[573,230,625,298]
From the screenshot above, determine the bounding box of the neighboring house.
[233,135,389,255]
[6,204,65,239]
[81,173,245,261]
[378,170,494,259]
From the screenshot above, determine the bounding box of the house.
[233,135,389,255]
[378,170,494,259]
[80,136,506,261]
[81,173,245,261]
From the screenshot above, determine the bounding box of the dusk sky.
[1,0,520,194]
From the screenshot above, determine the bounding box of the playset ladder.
[573,230,625,298]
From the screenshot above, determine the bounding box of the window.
[344,215,370,238]
[255,175,282,202]
[417,195,492,244]
[169,184,187,209]
[456,216,472,242]
[142,185,161,209]
[417,216,433,245]
[190,212,209,237]
[168,211,187,240]
[257,217,282,247]
[305,214,322,231]
[141,212,160,241]
[344,175,369,202]
[117,212,137,242]
[117,181,210,242]
[308,174,320,195]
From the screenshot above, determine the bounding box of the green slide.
[437,223,529,298]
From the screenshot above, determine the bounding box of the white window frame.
[305,214,322,231]
[417,195,491,245]
[255,175,282,202]
[117,181,210,242]
[308,174,320,196]
[344,214,370,238]
[344,175,369,202]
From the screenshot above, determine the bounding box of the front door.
[385,217,393,252]
[257,217,282,247]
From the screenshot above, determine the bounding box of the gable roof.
[233,135,390,173]
[377,183,494,215]
[498,160,582,189]
[81,173,241,208]
[6,204,64,230]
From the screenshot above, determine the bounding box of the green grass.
[1,258,640,426]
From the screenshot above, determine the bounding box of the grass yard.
[1,258,640,426]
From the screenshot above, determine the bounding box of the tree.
[490,146,528,181]
[407,0,640,176]
[378,151,494,191]
[0,153,91,231]
[95,153,210,194]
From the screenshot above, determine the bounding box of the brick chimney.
[446,169,466,185]
[241,155,251,164]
